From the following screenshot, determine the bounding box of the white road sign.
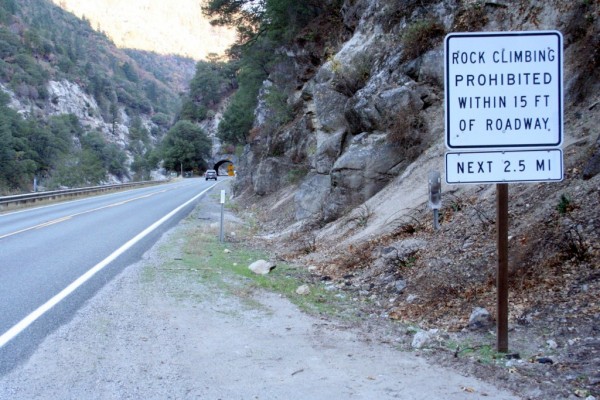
[445,149,563,184]
[445,31,563,150]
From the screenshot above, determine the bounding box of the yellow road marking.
[0,188,172,240]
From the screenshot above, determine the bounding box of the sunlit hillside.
[51,0,236,60]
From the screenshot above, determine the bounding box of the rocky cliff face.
[48,80,161,148]
[235,0,600,224]
[46,80,134,147]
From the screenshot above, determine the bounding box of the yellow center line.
[35,216,73,229]
[0,188,172,240]
[0,216,73,239]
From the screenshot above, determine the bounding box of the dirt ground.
[0,190,521,400]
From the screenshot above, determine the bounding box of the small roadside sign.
[445,31,563,150]
[445,149,563,184]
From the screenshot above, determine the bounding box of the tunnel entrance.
[213,159,235,176]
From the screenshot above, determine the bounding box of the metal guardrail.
[0,180,167,209]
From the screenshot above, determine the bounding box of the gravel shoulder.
[0,186,520,400]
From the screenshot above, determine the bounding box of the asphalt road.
[0,178,224,374]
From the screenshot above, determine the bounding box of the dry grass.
[385,101,426,162]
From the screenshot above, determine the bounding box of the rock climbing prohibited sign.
[444,30,564,185]
[443,30,564,352]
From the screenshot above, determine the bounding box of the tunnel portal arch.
[213,159,234,176]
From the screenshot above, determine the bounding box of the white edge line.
[0,183,218,348]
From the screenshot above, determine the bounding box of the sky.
[51,0,236,60]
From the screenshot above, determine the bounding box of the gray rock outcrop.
[234,0,600,227]
[235,0,442,221]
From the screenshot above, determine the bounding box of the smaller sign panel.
[446,149,563,184]
[428,171,442,209]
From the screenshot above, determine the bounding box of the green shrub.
[218,77,262,144]
[151,113,172,128]
[401,19,445,61]
[332,53,372,97]
[265,86,293,126]
[556,194,572,215]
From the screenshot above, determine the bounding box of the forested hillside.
[0,0,185,194]
[202,0,343,146]
[124,50,196,95]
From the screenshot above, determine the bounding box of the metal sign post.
[219,190,225,243]
[496,183,509,352]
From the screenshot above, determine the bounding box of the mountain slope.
[0,0,193,193]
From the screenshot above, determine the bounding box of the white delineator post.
[219,190,225,243]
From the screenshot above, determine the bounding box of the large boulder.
[294,172,331,220]
[314,129,346,174]
[233,144,256,195]
[248,260,276,275]
[312,67,350,133]
[418,48,444,85]
[252,158,288,196]
[323,133,413,220]
[468,307,494,331]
